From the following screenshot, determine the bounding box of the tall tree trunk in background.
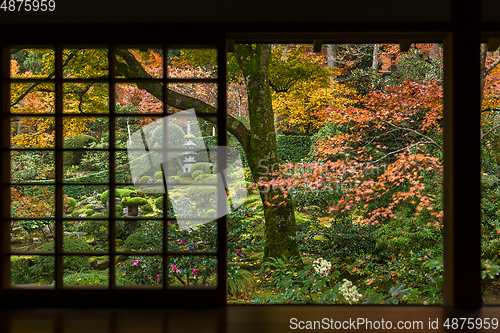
[326,44,336,68]
[372,44,380,69]
[233,44,300,261]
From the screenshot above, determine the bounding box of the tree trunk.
[234,44,300,261]
[372,44,380,69]
[326,44,336,68]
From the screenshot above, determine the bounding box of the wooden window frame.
[1,41,228,308]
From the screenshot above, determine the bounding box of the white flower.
[313,257,332,277]
[339,279,363,304]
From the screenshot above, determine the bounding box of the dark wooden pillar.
[443,0,482,309]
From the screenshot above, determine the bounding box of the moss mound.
[100,189,137,204]
[123,231,161,251]
[33,238,93,280]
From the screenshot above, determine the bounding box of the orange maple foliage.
[260,79,444,226]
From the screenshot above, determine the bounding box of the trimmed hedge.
[276,134,312,163]
[33,238,93,279]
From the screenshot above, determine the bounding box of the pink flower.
[156,274,160,281]
[133,258,139,266]
[237,250,242,256]
[172,265,176,271]
[180,239,186,244]
[176,269,181,274]
[193,269,198,275]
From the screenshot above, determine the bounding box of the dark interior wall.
[0,0,453,25]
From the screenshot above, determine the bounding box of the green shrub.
[154,196,164,210]
[85,208,93,216]
[121,197,148,207]
[276,134,312,163]
[154,171,164,180]
[150,122,185,148]
[123,231,161,251]
[63,135,98,166]
[169,176,181,184]
[194,174,216,183]
[153,196,173,213]
[67,197,77,208]
[33,238,93,280]
[227,266,256,296]
[63,270,109,286]
[100,189,137,204]
[115,204,123,216]
[141,203,153,212]
[138,176,151,184]
[190,162,214,174]
[11,257,38,285]
[191,169,205,179]
[187,186,217,208]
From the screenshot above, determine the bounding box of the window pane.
[168,220,217,253]
[63,185,109,218]
[116,83,163,114]
[10,48,54,79]
[63,82,109,114]
[167,48,217,79]
[168,83,217,114]
[63,151,109,184]
[11,82,55,114]
[63,49,109,79]
[116,255,163,287]
[64,221,107,252]
[63,117,109,148]
[10,256,44,286]
[11,150,55,183]
[115,47,163,79]
[11,185,55,218]
[117,220,163,252]
[63,256,109,287]
[11,116,54,149]
[11,220,55,252]
[168,255,217,287]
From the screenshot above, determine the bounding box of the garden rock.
[106,197,121,211]
[96,259,110,271]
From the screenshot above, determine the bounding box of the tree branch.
[385,122,443,154]
[486,56,500,76]
[481,123,500,141]
[368,142,432,165]
[115,49,250,152]
[10,51,78,107]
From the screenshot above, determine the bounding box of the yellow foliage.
[273,78,357,135]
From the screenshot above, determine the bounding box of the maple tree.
[260,43,500,233]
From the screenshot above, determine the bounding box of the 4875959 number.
[443,318,498,330]
[1,0,55,11]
